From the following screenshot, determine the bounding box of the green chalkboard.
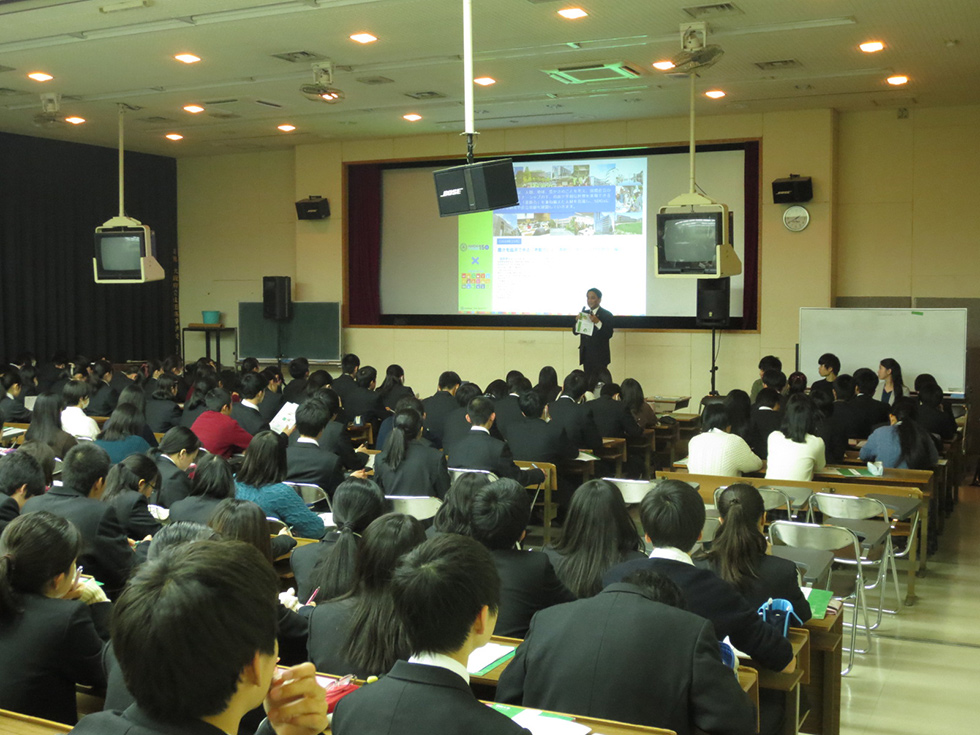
[238,302,342,362]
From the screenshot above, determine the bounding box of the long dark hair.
[432,471,493,535]
[311,478,385,602]
[209,498,274,563]
[188,454,235,499]
[102,454,161,504]
[780,393,818,443]
[236,431,287,487]
[151,374,179,402]
[380,408,422,471]
[343,514,426,674]
[534,366,560,404]
[620,378,646,417]
[376,364,405,402]
[184,374,218,412]
[156,426,201,458]
[705,484,767,592]
[880,358,904,399]
[115,384,148,423]
[892,398,934,469]
[724,389,752,438]
[99,403,143,441]
[551,479,641,598]
[24,392,63,447]
[0,512,81,618]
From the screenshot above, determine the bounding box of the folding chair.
[266,517,288,534]
[284,481,332,511]
[388,495,442,521]
[713,485,794,520]
[602,477,660,504]
[758,484,813,521]
[447,468,498,484]
[769,520,871,675]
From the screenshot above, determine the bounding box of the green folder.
[474,649,516,676]
[806,588,834,619]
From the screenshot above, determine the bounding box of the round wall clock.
[782,205,810,232]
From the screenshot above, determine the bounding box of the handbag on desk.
[757,598,803,637]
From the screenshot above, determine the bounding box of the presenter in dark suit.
[574,288,614,388]
[496,570,756,735]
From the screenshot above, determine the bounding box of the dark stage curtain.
[0,131,178,362]
[346,163,383,326]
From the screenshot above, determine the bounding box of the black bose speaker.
[433,159,519,217]
[696,277,730,328]
[263,276,292,320]
[772,175,813,204]
[295,196,330,220]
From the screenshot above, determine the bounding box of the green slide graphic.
[458,211,493,312]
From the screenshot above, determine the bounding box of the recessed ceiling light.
[652,61,675,71]
[183,104,205,113]
[28,72,53,82]
[320,90,342,101]
[474,77,496,86]
[277,124,296,132]
[349,33,378,44]
[64,116,85,125]
[860,41,885,53]
[558,8,588,20]
[705,89,726,99]
[403,113,422,121]
[887,75,909,86]
[174,53,201,64]
[165,133,184,140]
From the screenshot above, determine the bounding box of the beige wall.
[179,108,844,397]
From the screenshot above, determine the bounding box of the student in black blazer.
[441,382,503,451]
[376,363,415,410]
[374,408,451,499]
[144,374,183,434]
[0,451,47,545]
[281,356,312,404]
[84,360,118,417]
[0,512,111,725]
[231,372,272,436]
[506,392,578,466]
[21,443,135,597]
[467,479,574,638]
[149,427,200,508]
[299,388,370,472]
[917,382,958,441]
[496,571,756,735]
[493,375,532,440]
[100,455,163,541]
[258,366,286,423]
[836,368,891,440]
[71,540,328,735]
[332,534,530,735]
[603,480,795,673]
[547,371,603,453]
[421,370,462,449]
[749,388,783,459]
[0,369,32,423]
[589,383,643,442]
[343,366,390,431]
[286,399,346,497]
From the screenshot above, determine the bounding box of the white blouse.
[765,431,826,481]
[687,428,763,477]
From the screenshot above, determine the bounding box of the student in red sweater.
[190,388,253,458]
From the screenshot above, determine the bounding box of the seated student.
[169,452,235,523]
[309,389,370,472]
[724,389,756,445]
[547,371,603,454]
[603,480,795,673]
[179,373,217,428]
[290,477,385,602]
[207,499,308,665]
[749,388,783,459]
[281,356,312,404]
[812,387,847,465]
[375,394,431,454]
[191,388,254,458]
[440,382,492,451]
[327,354,359,405]
[73,540,328,735]
[375,363,415,411]
[917,381,958,441]
[877,358,910,406]
[787,371,808,395]
[100,454,163,541]
[749,355,782,403]
[688,404,763,477]
[144,373,184,434]
[506,390,578,466]
[307,513,426,678]
[258,366,286,423]
[374,407,450,499]
[621,377,658,429]
[95,404,152,464]
[765,393,827,481]
[24,392,76,459]
[496,568,756,735]
[61,380,100,440]
[811,352,840,391]
[589,382,643,442]
[699,485,810,622]
[149,426,200,507]
[235,431,326,539]
[110,384,160,448]
[484,379,509,402]
[466,479,574,637]
[446,396,545,487]
[543,479,645,598]
[285,399,346,498]
[332,534,531,735]
[0,451,47,536]
[422,370,462,449]
[492,374,530,439]
[533,366,561,406]
[430,471,493,538]
[15,441,56,487]
[0,512,110,724]
[860,397,939,470]
[22,443,135,596]
[0,369,32,423]
[839,368,892,439]
[232,372,272,436]
[85,360,119,417]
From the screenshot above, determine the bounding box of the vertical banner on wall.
[458,211,493,313]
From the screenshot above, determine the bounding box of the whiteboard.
[799,308,967,393]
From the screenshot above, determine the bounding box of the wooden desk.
[599,436,627,476]
[515,461,557,545]
[801,613,843,735]
[746,628,809,735]
[648,395,691,414]
[0,711,70,734]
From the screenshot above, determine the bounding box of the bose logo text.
[440,188,464,198]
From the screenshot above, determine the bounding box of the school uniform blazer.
[588,396,643,441]
[305,597,380,678]
[85,381,118,417]
[320,420,369,471]
[748,407,783,459]
[493,394,524,439]
[145,397,183,434]
[108,488,162,540]
[230,401,270,437]
[701,554,812,625]
[495,584,756,735]
[917,404,958,441]
[343,385,389,427]
[22,485,134,596]
[282,376,310,404]
[491,548,576,638]
[547,396,603,452]
[72,705,278,735]
[506,416,578,465]
[377,383,415,411]
[0,394,31,423]
[332,660,531,735]
[441,405,505,451]
[603,557,793,672]
[835,394,891,440]
[0,494,19,536]
[0,594,110,724]
[152,454,193,508]
[259,388,285,423]
[179,402,208,429]
[167,495,222,525]
[290,531,341,602]
[445,429,545,487]
[421,390,458,449]
[285,440,345,497]
[374,440,451,499]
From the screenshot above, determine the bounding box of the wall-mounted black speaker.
[696,277,730,328]
[295,196,330,220]
[772,175,813,204]
[263,276,292,320]
[433,159,519,217]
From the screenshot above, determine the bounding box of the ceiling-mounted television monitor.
[93,225,165,284]
[655,207,740,278]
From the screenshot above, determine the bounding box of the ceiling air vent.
[0,65,15,74]
[272,50,327,63]
[208,111,242,119]
[255,99,284,108]
[405,91,446,99]
[683,3,743,19]
[544,62,646,84]
[203,98,240,105]
[357,76,395,85]
[754,59,803,71]
[138,116,176,123]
